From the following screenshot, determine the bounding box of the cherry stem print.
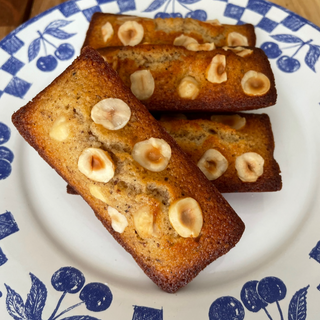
[275,301,284,320]
[37,30,58,51]
[148,0,206,20]
[165,0,172,13]
[51,301,85,320]
[179,1,191,12]
[4,267,113,320]
[48,266,86,320]
[257,277,286,320]
[38,31,48,56]
[291,39,313,58]
[281,43,302,50]
[27,19,75,72]
[263,308,273,320]
[261,34,320,72]
[48,291,67,320]
[241,277,287,320]
[221,277,310,320]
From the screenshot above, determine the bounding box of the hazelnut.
[78,148,115,183]
[241,70,270,96]
[49,115,70,141]
[235,152,264,182]
[210,114,246,130]
[108,206,128,233]
[130,70,155,100]
[197,149,228,180]
[132,138,171,172]
[178,76,200,100]
[206,54,227,83]
[227,32,249,46]
[118,21,144,46]
[91,98,131,130]
[101,22,114,43]
[169,197,203,238]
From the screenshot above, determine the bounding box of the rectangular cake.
[83,12,256,49]
[67,112,282,194]
[98,45,277,112]
[12,47,245,293]
[158,113,282,193]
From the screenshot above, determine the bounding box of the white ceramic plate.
[1,0,320,319]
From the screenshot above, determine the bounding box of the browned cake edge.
[67,112,282,193]
[98,45,277,112]
[12,47,245,293]
[83,12,256,49]
[157,112,282,193]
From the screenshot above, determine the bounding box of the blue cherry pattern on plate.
[0,211,19,266]
[28,20,76,72]
[261,34,320,73]
[310,240,320,291]
[4,266,164,320]
[209,276,310,320]
[5,266,113,320]
[144,0,207,20]
[0,122,14,180]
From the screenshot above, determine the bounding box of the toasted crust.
[158,113,282,193]
[12,47,245,293]
[83,12,256,49]
[68,112,281,193]
[98,45,277,112]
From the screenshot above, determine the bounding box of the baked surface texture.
[158,113,282,193]
[12,47,245,293]
[67,112,282,194]
[98,45,277,112]
[83,12,256,49]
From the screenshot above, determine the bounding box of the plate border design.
[1,0,320,319]
[0,0,320,100]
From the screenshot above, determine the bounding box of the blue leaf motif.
[25,273,47,320]
[5,284,27,320]
[28,38,41,62]
[178,0,201,4]
[61,317,100,320]
[44,20,73,33]
[305,44,320,72]
[44,28,76,39]
[271,34,303,43]
[288,285,309,320]
[144,0,168,12]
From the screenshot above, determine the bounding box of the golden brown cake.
[158,112,282,193]
[98,44,277,112]
[67,112,281,194]
[83,12,256,49]
[12,47,245,293]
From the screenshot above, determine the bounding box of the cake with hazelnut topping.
[158,113,282,193]
[83,12,256,50]
[12,47,245,293]
[98,45,277,112]
[67,112,282,194]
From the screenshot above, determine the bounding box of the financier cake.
[12,47,245,293]
[67,112,282,194]
[98,45,277,112]
[83,12,256,49]
[158,113,282,193]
